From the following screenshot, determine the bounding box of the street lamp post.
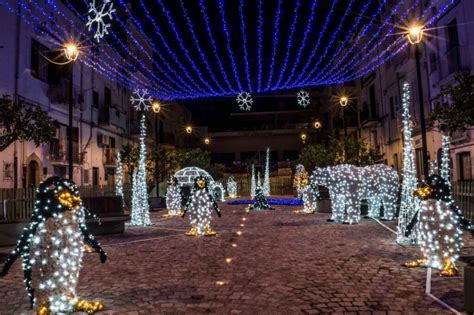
[408,25,429,180]
[151,101,161,197]
[339,96,349,137]
[63,43,80,180]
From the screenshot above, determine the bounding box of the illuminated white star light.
[130,89,152,111]
[297,90,310,108]
[236,92,254,111]
[86,0,116,42]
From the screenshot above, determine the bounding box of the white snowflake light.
[130,89,152,112]
[297,90,310,108]
[86,0,115,42]
[236,92,253,111]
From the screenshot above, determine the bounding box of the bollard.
[466,264,474,313]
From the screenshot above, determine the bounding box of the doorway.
[28,160,39,188]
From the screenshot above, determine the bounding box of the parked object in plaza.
[402,175,463,277]
[182,176,221,236]
[0,177,107,314]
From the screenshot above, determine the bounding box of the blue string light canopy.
[5,0,455,100]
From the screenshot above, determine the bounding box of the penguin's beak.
[415,184,432,199]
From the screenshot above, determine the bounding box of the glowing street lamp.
[151,101,161,114]
[407,22,429,179]
[339,96,349,107]
[313,120,322,129]
[186,126,193,134]
[204,137,210,145]
[300,133,307,143]
[407,25,424,45]
[63,42,80,62]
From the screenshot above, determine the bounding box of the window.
[83,169,90,184]
[104,87,111,107]
[457,152,471,181]
[31,40,49,81]
[446,19,461,74]
[393,154,399,173]
[93,91,99,109]
[389,96,395,119]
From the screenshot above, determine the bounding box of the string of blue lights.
[2,0,457,101]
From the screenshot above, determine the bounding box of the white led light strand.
[130,114,151,226]
[263,148,271,196]
[396,82,420,244]
[227,176,238,199]
[165,176,182,217]
[86,0,115,42]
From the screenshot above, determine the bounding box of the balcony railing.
[49,140,82,164]
[103,148,116,166]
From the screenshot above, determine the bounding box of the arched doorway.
[28,160,40,188]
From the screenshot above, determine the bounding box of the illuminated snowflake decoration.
[297,90,310,108]
[86,0,116,42]
[130,89,152,111]
[236,92,253,111]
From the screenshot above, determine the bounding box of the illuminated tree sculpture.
[397,82,420,244]
[165,176,182,217]
[263,147,271,196]
[227,176,237,198]
[440,135,474,233]
[115,151,124,201]
[250,185,274,211]
[402,175,463,276]
[0,177,106,314]
[182,176,221,236]
[130,114,151,226]
[251,164,256,198]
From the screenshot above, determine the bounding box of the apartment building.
[342,0,473,181]
[0,1,191,189]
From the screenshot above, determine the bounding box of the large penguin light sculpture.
[0,176,107,314]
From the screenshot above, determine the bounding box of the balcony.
[360,105,380,127]
[103,148,116,167]
[49,140,82,164]
[99,105,127,131]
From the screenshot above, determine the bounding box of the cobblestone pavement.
[0,203,472,314]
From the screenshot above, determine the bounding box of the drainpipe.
[13,1,21,189]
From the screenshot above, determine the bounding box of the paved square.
[0,203,470,314]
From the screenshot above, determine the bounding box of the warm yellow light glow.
[242,218,246,221]
[151,101,161,113]
[216,281,226,286]
[407,25,424,45]
[300,133,307,143]
[339,96,349,107]
[185,126,193,134]
[236,231,242,235]
[313,120,322,129]
[232,243,237,247]
[225,258,232,263]
[204,137,210,145]
[240,224,244,227]
[63,42,80,61]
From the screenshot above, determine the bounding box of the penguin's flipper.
[1,220,40,277]
[79,222,107,263]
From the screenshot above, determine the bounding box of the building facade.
[0,1,191,189]
[342,0,473,181]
